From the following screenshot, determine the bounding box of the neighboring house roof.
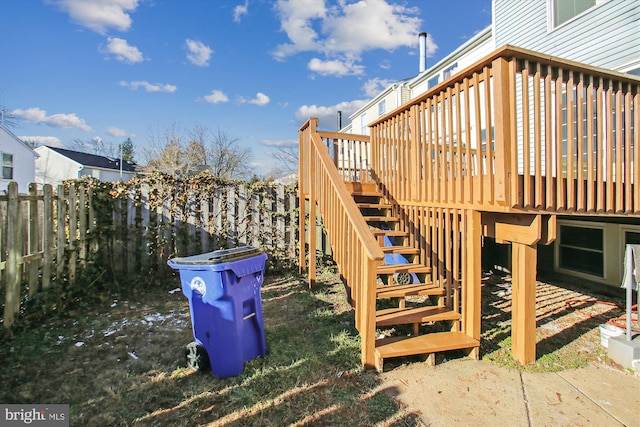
[45,146,137,172]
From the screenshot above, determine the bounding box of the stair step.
[374,331,479,372]
[370,228,408,237]
[351,190,383,197]
[376,283,442,299]
[357,203,392,209]
[376,306,460,326]
[381,246,419,255]
[345,182,378,194]
[365,216,399,222]
[377,264,431,275]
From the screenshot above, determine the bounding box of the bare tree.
[141,124,190,178]
[68,137,118,158]
[206,127,252,180]
[0,106,18,128]
[271,145,299,174]
[141,124,252,179]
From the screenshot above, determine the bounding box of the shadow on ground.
[0,272,422,426]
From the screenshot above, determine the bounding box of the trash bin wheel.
[186,342,210,371]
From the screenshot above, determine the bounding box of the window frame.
[547,0,606,31]
[378,99,386,117]
[2,152,13,180]
[555,219,607,280]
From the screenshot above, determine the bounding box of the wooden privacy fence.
[0,177,321,329]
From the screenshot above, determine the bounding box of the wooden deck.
[299,45,640,370]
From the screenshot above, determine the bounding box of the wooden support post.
[360,256,377,369]
[298,196,306,274]
[511,242,538,365]
[491,57,514,207]
[308,200,316,289]
[465,210,482,348]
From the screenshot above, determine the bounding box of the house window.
[443,62,459,79]
[2,153,13,179]
[558,222,604,277]
[428,75,440,89]
[360,114,367,134]
[378,99,386,117]
[551,0,596,28]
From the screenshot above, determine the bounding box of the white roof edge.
[0,124,38,157]
[348,78,411,121]
[35,145,83,169]
[409,25,493,88]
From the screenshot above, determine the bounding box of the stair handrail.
[299,117,384,368]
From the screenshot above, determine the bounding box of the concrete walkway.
[382,360,639,426]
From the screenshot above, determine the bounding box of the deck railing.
[299,118,384,368]
[317,130,373,184]
[369,45,640,216]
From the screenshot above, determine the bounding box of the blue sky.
[0,0,492,176]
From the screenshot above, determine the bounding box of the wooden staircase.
[348,182,479,372]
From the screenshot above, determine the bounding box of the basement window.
[557,222,604,277]
[2,153,13,179]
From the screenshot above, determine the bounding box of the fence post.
[28,183,40,297]
[3,182,20,327]
[42,184,53,289]
[78,184,87,268]
[68,184,77,285]
[56,185,66,278]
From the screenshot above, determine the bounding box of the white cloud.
[119,80,177,92]
[260,139,297,148]
[248,92,270,106]
[273,0,426,74]
[12,107,92,132]
[47,0,139,34]
[239,92,270,106]
[185,39,212,66]
[295,99,369,128]
[308,57,364,76]
[20,135,63,147]
[106,127,128,137]
[362,77,394,97]
[203,90,229,104]
[104,37,144,63]
[273,0,326,60]
[233,0,249,23]
[323,0,421,53]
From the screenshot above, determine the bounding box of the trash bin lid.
[169,246,264,265]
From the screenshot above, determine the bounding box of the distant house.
[35,146,137,187]
[0,124,37,192]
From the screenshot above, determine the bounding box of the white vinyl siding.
[494,0,640,71]
[0,126,36,191]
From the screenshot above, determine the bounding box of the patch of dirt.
[479,271,632,370]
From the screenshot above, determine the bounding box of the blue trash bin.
[168,246,267,378]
